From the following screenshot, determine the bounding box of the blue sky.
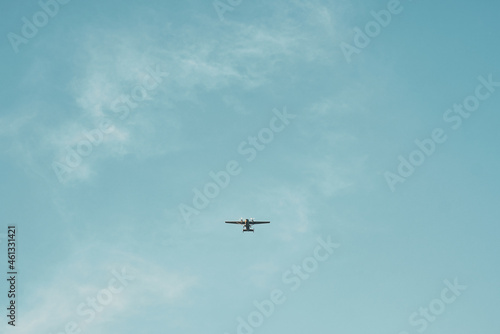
[1,0,499,333]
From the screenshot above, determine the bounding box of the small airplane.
[225,218,270,232]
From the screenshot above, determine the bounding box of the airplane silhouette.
[225,218,270,232]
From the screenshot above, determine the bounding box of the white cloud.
[9,246,197,334]
[3,1,344,184]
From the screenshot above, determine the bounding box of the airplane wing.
[225,221,242,224]
[251,221,270,224]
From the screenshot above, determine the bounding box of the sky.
[0,0,499,333]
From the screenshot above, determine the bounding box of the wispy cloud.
[3,1,343,184]
[11,244,197,334]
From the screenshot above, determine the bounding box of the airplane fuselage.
[243,219,254,232]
